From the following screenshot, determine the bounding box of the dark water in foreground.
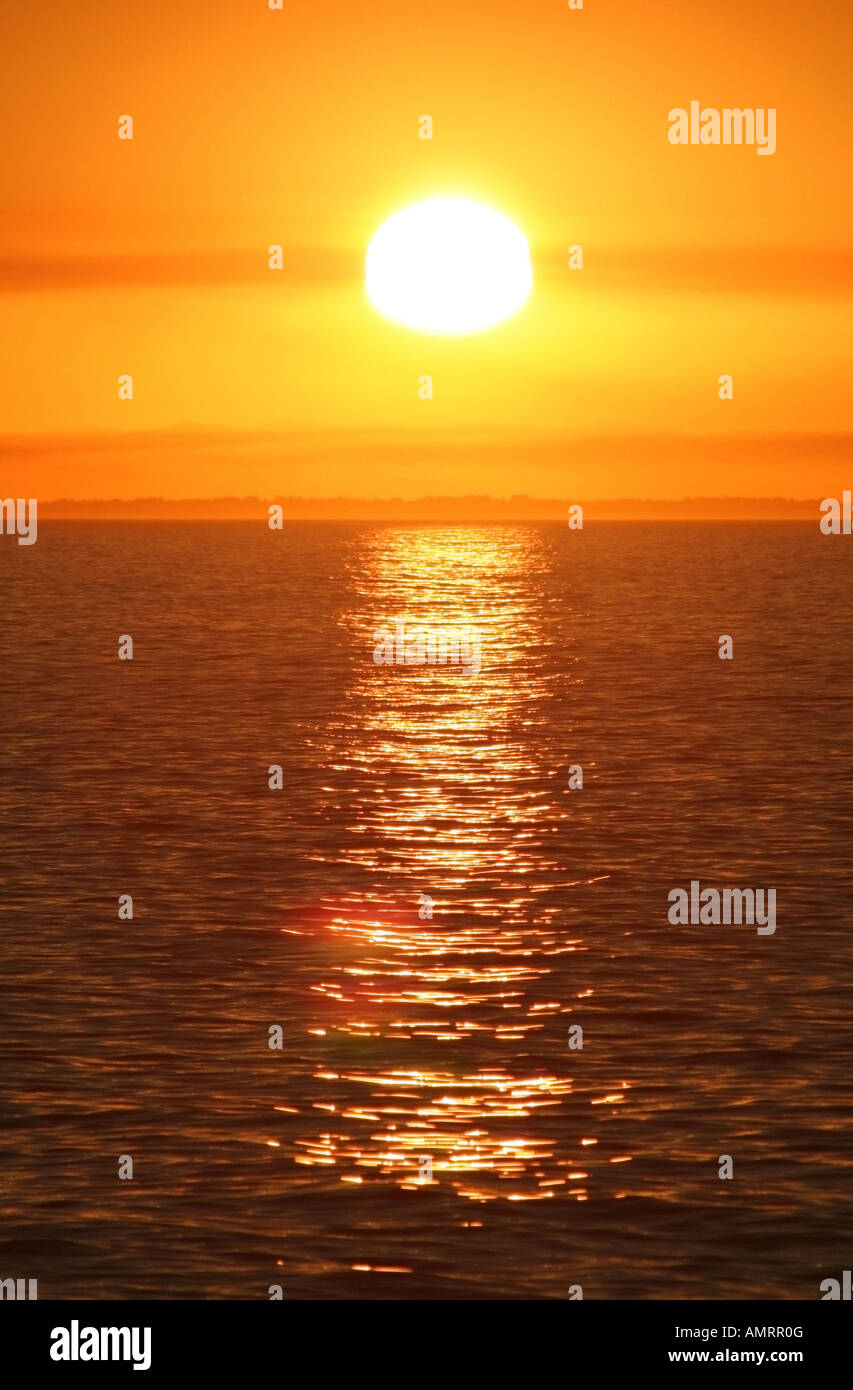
[1,521,852,1300]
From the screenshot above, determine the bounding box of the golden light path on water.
[274,527,632,1219]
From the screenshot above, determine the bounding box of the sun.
[365,197,533,335]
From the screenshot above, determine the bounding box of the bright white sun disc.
[365,197,532,335]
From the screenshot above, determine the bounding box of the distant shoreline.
[34,497,823,522]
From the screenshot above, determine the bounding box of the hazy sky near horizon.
[0,0,850,500]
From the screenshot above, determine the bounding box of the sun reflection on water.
[275,527,628,1208]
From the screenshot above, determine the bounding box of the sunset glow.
[0,0,849,509]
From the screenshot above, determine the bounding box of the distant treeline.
[37,495,819,521]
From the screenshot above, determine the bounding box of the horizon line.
[28,494,831,522]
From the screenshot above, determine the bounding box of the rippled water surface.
[2,522,852,1299]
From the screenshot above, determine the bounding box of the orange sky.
[0,0,850,505]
